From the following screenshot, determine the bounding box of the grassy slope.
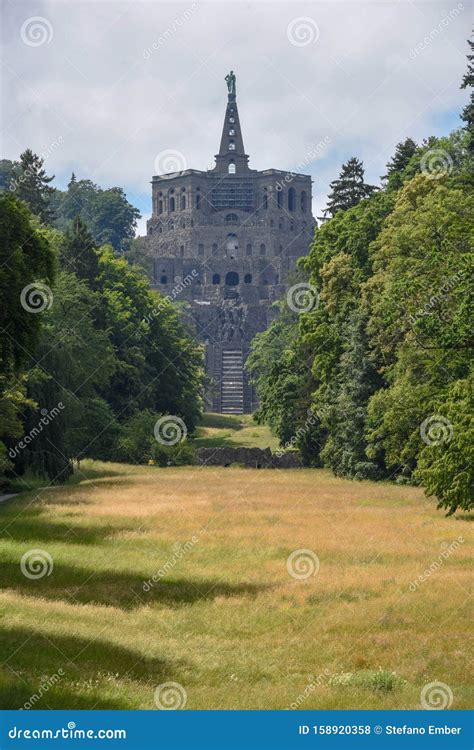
[0,460,471,710]
[193,413,280,451]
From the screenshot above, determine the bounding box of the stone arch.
[288,187,296,212]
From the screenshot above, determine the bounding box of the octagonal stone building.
[145,74,315,413]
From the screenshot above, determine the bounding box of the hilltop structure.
[145,72,315,413]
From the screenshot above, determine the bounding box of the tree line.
[246,39,473,515]
[0,156,204,488]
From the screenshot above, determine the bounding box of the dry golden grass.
[0,461,471,710]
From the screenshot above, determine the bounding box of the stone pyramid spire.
[213,71,249,173]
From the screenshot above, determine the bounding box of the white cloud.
[1,0,469,223]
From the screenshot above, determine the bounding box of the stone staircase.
[221,349,244,414]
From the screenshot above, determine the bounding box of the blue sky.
[1,0,471,231]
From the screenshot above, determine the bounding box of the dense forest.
[247,39,473,515]
[1,40,472,517]
[0,155,204,487]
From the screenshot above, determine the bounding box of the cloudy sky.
[1,0,471,232]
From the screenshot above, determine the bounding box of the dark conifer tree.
[382,138,417,188]
[13,149,55,223]
[323,157,377,218]
[61,216,100,288]
[460,35,474,152]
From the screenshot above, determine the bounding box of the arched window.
[301,190,307,212]
[277,189,283,209]
[158,200,163,214]
[212,273,221,285]
[212,243,218,255]
[279,219,284,230]
[160,275,167,284]
[288,187,295,212]
[246,243,252,256]
[228,161,236,174]
[180,245,184,256]
[148,226,153,235]
[196,190,201,209]
[180,194,186,210]
[158,225,162,234]
[244,273,252,284]
[225,213,238,224]
[260,243,266,256]
[225,271,239,286]
[263,190,268,210]
[198,244,204,255]
[169,197,175,212]
[169,220,174,231]
[228,141,235,151]
[180,219,185,228]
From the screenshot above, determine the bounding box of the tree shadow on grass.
[0,625,181,709]
[0,507,132,546]
[0,560,269,610]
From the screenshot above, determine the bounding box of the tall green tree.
[11,149,55,223]
[323,157,377,218]
[460,35,474,152]
[61,216,100,287]
[382,138,417,189]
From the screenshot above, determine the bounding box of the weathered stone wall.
[196,447,302,469]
